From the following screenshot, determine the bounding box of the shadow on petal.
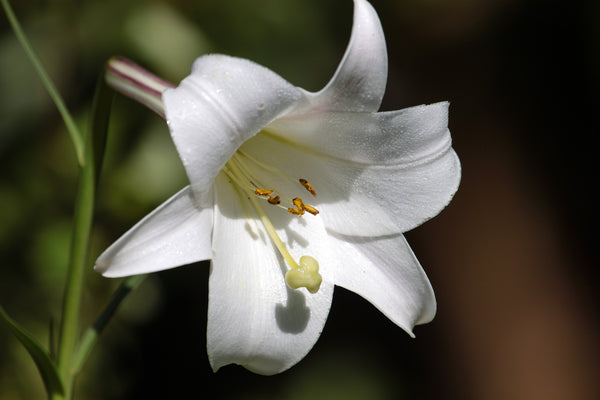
[275,287,310,333]
[244,219,265,242]
[283,223,309,248]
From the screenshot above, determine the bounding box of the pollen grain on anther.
[299,179,317,197]
[254,188,273,196]
[288,198,305,216]
[267,196,281,205]
[287,207,304,216]
[292,197,304,210]
[304,204,319,215]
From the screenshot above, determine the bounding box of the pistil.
[223,154,323,293]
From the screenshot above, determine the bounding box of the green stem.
[1,0,85,165]
[72,275,146,374]
[53,144,95,399]
[51,75,112,400]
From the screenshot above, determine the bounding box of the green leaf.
[73,274,146,375]
[0,305,65,396]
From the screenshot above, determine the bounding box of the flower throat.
[223,149,322,294]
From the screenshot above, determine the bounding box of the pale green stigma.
[285,256,322,294]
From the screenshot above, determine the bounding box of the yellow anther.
[286,197,319,217]
[299,179,316,197]
[285,256,322,293]
[286,197,305,216]
[254,188,273,196]
[303,204,319,215]
[267,195,281,205]
[293,197,304,210]
[287,207,304,216]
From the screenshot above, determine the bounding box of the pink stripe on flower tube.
[105,57,176,119]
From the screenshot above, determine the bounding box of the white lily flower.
[96,0,460,375]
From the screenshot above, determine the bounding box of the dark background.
[1,0,598,398]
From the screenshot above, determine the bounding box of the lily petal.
[327,231,436,336]
[162,55,302,206]
[95,186,213,277]
[270,102,453,166]
[208,173,334,375]
[246,103,460,236]
[294,0,387,114]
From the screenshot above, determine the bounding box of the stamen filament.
[223,166,288,211]
[222,166,254,194]
[225,159,300,269]
[228,155,261,189]
[248,195,301,270]
[238,149,296,182]
[246,185,322,294]
[231,154,294,203]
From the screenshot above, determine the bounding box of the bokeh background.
[1,0,598,399]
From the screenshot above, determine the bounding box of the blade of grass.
[0,305,65,397]
[1,0,85,165]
